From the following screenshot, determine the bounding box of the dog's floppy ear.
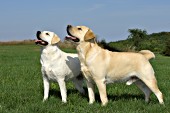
[84,29,95,41]
[51,34,60,44]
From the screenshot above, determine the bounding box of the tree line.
[98,28,170,56]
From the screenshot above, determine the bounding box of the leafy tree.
[128,29,148,50]
[163,39,170,56]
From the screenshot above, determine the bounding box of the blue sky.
[0,0,170,42]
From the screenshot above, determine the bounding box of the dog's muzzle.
[35,31,48,46]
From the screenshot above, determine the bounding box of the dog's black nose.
[36,31,41,38]
[37,31,41,35]
[67,25,72,29]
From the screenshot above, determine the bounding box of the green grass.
[0,45,170,113]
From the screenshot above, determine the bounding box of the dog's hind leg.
[140,76,164,104]
[72,74,85,95]
[134,80,152,102]
[58,78,67,103]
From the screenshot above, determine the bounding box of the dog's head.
[35,31,60,46]
[65,25,96,43]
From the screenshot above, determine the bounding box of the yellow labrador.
[35,31,84,103]
[65,25,164,106]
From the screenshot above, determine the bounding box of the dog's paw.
[101,102,108,106]
[62,100,67,103]
[89,100,95,105]
[43,98,48,102]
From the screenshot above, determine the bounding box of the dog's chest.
[77,44,99,66]
[41,58,72,81]
[77,45,88,65]
[41,49,71,79]
[41,50,59,66]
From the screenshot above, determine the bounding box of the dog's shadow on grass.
[41,87,88,100]
[83,88,144,103]
[42,87,144,103]
[91,92,144,103]
[108,94,144,102]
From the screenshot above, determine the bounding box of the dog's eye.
[46,33,49,36]
[78,28,82,30]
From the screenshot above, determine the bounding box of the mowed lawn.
[0,44,170,113]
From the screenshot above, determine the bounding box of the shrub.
[163,39,170,56]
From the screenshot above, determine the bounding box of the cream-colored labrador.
[65,25,164,106]
[35,31,84,103]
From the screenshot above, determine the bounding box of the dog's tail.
[139,50,155,60]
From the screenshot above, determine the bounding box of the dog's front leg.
[95,79,108,106]
[43,75,50,102]
[81,65,95,104]
[58,78,67,103]
[86,80,95,104]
